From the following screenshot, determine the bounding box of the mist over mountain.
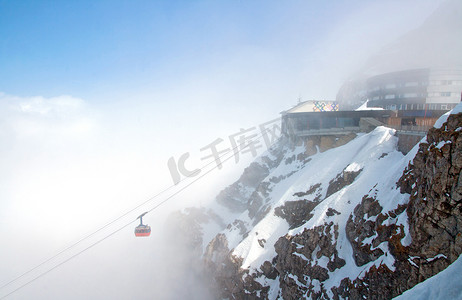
[356,0,462,77]
[0,1,460,299]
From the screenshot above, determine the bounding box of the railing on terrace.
[290,124,433,137]
[294,126,361,136]
[387,125,433,136]
[387,125,433,132]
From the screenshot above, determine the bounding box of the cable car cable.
[0,126,277,298]
[0,221,135,300]
[0,127,271,290]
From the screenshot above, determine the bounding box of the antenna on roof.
[297,95,302,104]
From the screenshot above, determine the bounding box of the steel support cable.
[0,125,279,298]
[0,221,134,300]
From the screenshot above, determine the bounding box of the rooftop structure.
[284,100,339,114]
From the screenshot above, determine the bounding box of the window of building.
[403,93,418,98]
[385,94,396,99]
[405,82,418,87]
[440,92,451,97]
[385,83,396,89]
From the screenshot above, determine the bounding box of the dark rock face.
[274,199,320,229]
[325,168,362,199]
[274,222,345,299]
[404,113,462,272]
[293,183,322,198]
[326,208,340,217]
[345,197,385,267]
[274,184,323,229]
[334,112,462,299]
[260,261,279,280]
[405,114,462,263]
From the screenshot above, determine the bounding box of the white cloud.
[0,92,95,139]
[17,95,84,116]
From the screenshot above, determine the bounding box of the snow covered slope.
[200,125,417,298]
[175,103,462,299]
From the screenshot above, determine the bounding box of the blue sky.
[0,0,446,156]
[0,0,389,100]
[0,0,445,170]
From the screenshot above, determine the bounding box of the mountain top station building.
[281,69,461,152]
[337,67,462,111]
[365,68,462,111]
[283,68,461,138]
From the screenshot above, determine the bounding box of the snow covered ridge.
[202,126,414,299]
[171,103,462,299]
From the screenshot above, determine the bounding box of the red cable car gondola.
[135,212,151,237]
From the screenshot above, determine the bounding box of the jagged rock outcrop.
[402,113,462,274]
[345,196,385,267]
[404,113,462,262]
[333,112,462,299]
[274,199,320,230]
[275,222,345,299]
[325,167,362,199]
[274,184,323,229]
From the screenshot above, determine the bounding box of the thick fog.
[0,0,456,299]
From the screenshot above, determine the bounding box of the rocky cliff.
[171,107,462,299]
